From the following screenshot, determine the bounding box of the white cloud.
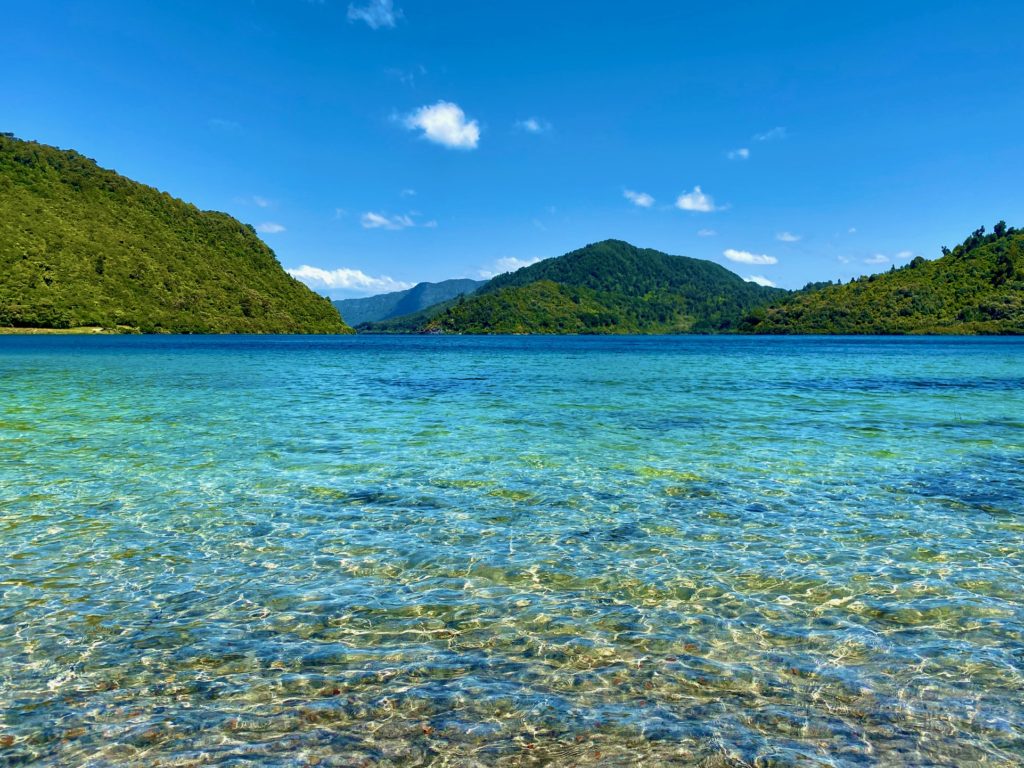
[676,186,719,212]
[516,117,551,134]
[400,188,416,197]
[848,227,857,234]
[837,255,852,264]
[287,265,414,294]
[727,148,750,160]
[404,101,480,150]
[624,190,655,208]
[754,126,787,142]
[252,196,272,208]
[361,212,415,230]
[479,256,542,279]
[776,231,801,242]
[745,275,777,287]
[256,222,286,234]
[724,248,778,265]
[865,254,889,265]
[698,228,717,237]
[347,0,400,29]
[896,250,915,260]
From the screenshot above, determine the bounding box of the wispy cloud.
[624,190,655,208]
[676,186,720,213]
[208,118,240,132]
[347,0,401,29]
[252,196,272,208]
[727,148,750,160]
[776,231,801,242]
[745,275,776,287]
[754,126,787,142]
[385,65,425,86]
[288,265,414,294]
[724,248,777,265]
[404,101,480,149]
[516,117,551,134]
[400,188,416,197]
[256,222,286,234]
[479,256,542,279]
[361,212,415,230]
[862,251,914,266]
[698,228,717,237]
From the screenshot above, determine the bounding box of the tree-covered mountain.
[362,240,787,334]
[333,278,483,325]
[353,296,465,333]
[748,223,1023,334]
[0,134,350,333]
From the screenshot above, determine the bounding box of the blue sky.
[5,1,1023,296]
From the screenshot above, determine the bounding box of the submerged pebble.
[1,335,1022,766]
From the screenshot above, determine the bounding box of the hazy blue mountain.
[333,279,485,326]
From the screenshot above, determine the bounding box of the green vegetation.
[427,281,703,334]
[0,134,349,333]
[364,240,786,334]
[10,129,1013,338]
[749,224,1024,334]
[355,296,465,333]
[0,326,117,335]
[334,278,483,325]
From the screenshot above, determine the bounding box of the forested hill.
[334,278,483,326]
[749,223,1024,334]
[0,134,350,333]
[412,240,787,334]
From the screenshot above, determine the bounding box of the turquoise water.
[1,336,1023,767]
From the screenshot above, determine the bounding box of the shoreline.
[0,326,118,335]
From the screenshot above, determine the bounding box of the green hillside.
[395,240,786,334]
[0,134,350,333]
[355,296,464,333]
[750,223,1023,334]
[426,280,699,334]
[334,278,483,325]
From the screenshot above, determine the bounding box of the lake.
[1,335,1022,766]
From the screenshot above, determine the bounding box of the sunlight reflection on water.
[1,335,1022,766]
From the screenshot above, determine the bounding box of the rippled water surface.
[1,335,1023,767]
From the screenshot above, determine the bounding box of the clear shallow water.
[1,335,1022,767]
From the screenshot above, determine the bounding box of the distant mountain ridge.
[333,278,484,325]
[8,130,1016,337]
[0,133,350,334]
[749,223,1023,334]
[361,240,786,334]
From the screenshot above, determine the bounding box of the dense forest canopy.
[4,132,1018,337]
[0,134,349,333]
[361,240,787,334]
[748,223,1023,335]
